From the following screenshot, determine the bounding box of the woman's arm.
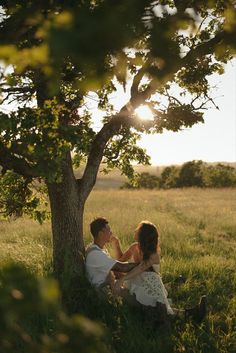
[110,237,138,262]
[119,243,138,262]
[109,235,123,259]
[115,252,160,285]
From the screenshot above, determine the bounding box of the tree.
[0,1,236,291]
[177,160,205,187]
[160,165,180,188]
[204,163,236,187]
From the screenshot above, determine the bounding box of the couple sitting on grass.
[85,217,207,324]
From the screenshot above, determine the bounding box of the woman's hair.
[137,221,159,261]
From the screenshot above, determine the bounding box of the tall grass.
[0,217,52,275]
[1,188,236,352]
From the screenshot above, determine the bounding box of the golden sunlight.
[135,105,154,121]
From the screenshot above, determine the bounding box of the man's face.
[100,224,112,243]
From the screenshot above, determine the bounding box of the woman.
[115,221,207,322]
[115,221,174,315]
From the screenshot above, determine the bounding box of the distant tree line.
[121,161,236,189]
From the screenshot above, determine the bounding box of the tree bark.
[46,151,85,285]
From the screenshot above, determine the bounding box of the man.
[85,217,138,290]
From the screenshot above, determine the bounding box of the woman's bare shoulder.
[125,242,138,252]
[130,242,139,249]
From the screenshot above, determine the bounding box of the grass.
[1,188,236,352]
[0,218,52,275]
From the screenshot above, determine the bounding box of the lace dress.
[124,264,174,315]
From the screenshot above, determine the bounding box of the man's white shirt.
[85,244,117,287]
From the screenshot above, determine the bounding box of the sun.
[135,105,154,121]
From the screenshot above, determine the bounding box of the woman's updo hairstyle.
[137,221,159,261]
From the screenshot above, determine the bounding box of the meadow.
[0,188,236,352]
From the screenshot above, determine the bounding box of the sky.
[90,59,236,166]
[139,60,236,165]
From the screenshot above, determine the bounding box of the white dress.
[124,264,174,315]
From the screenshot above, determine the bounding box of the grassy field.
[0,188,236,352]
[75,164,166,189]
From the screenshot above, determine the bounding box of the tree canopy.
[1,1,235,195]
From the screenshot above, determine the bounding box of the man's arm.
[115,253,160,283]
[112,261,138,273]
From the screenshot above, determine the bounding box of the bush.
[0,263,109,353]
[121,172,160,189]
[160,166,180,189]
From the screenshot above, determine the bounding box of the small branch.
[130,63,148,99]
[189,15,208,50]
[192,94,219,110]
[0,86,34,93]
[164,89,182,106]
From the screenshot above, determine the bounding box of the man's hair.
[90,217,108,238]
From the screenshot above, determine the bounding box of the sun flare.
[135,105,154,121]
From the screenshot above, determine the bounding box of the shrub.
[121,172,160,189]
[0,263,109,353]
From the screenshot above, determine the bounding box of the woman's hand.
[109,235,123,259]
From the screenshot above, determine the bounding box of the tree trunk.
[46,152,85,285]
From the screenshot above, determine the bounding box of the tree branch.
[131,29,230,106]
[78,106,132,200]
[0,142,39,178]
[0,86,34,93]
[130,64,148,99]
[78,98,155,201]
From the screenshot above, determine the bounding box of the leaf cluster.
[0,99,95,180]
[157,103,204,132]
[103,127,150,179]
[0,171,49,223]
